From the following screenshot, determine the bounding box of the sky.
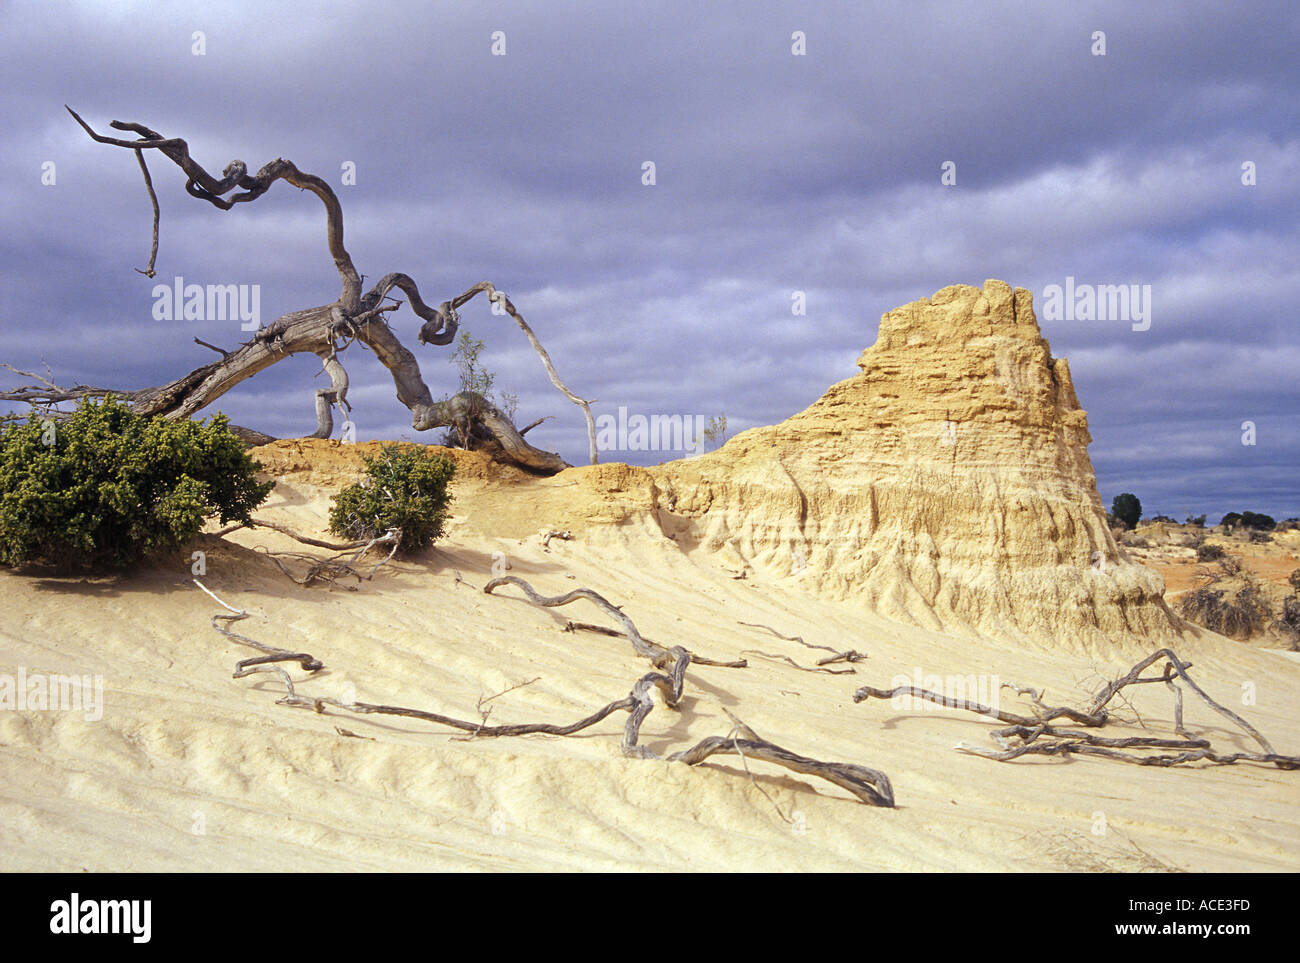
[1,0,1296,522]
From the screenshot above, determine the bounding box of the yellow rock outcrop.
[639,279,1180,645]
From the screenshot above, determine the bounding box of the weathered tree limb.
[207,518,400,587]
[193,338,231,358]
[485,575,677,670]
[562,620,746,668]
[541,529,572,550]
[255,528,399,588]
[210,517,367,550]
[131,147,160,278]
[854,648,1300,771]
[194,579,323,672]
[65,106,363,308]
[666,735,892,807]
[0,363,116,408]
[23,109,592,474]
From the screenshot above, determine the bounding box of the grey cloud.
[1,0,1296,518]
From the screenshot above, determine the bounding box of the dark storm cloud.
[1,0,1296,519]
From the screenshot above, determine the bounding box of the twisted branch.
[854,648,1300,771]
[66,106,362,308]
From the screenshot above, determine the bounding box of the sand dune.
[2,446,1297,872]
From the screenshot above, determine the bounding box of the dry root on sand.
[211,518,400,588]
[855,648,1300,769]
[194,575,895,808]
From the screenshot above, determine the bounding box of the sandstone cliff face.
[635,279,1180,645]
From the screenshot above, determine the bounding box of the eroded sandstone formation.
[640,279,1180,644]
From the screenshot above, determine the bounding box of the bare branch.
[67,107,362,308]
[855,648,1300,771]
[451,282,600,465]
[42,110,580,475]
[131,148,160,278]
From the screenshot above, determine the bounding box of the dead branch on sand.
[211,518,400,588]
[855,648,1300,770]
[194,576,894,808]
[738,621,867,667]
[742,650,857,675]
[561,620,746,668]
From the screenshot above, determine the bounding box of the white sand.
[2,457,1297,872]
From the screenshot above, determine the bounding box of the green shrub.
[328,444,455,553]
[0,396,272,570]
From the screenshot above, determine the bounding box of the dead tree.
[0,109,599,473]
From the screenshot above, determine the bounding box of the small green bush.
[328,444,455,554]
[0,396,272,570]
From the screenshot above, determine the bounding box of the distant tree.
[1221,512,1243,530]
[440,330,519,450]
[693,413,728,451]
[1111,493,1142,531]
[1185,514,1206,528]
[1240,511,1276,531]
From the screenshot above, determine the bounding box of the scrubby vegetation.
[1196,542,1227,562]
[0,396,272,570]
[328,444,455,554]
[439,330,519,450]
[1177,558,1271,640]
